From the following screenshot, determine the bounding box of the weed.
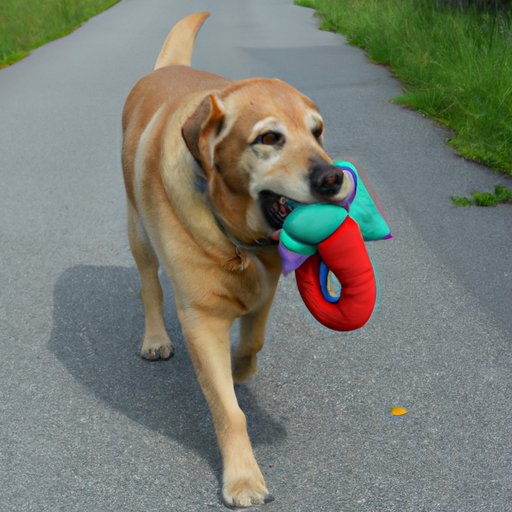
[452,185,512,205]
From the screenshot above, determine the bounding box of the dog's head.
[182,78,353,243]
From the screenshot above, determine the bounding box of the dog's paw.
[222,461,274,507]
[222,475,272,508]
[232,355,257,384]
[140,334,174,360]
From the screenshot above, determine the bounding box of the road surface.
[1,0,511,510]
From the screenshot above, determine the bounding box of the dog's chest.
[224,252,279,314]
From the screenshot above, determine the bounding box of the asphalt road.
[1,1,511,511]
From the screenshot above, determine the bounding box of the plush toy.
[278,161,391,331]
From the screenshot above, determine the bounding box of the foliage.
[0,0,120,68]
[295,0,512,175]
[436,0,512,12]
[452,185,512,205]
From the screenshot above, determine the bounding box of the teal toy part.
[333,161,391,241]
[280,203,347,256]
[279,229,317,257]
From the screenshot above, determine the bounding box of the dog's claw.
[222,477,270,508]
[264,494,275,504]
[140,335,174,360]
[141,347,174,360]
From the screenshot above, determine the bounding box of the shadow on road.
[48,265,286,477]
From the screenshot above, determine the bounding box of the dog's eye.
[312,126,323,140]
[253,131,284,146]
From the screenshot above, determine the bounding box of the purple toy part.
[339,167,357,210]
[278,243,310,276]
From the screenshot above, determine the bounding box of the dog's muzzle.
[259,163,352,232]
[309,161,344,199]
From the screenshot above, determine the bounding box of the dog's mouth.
[259,190,302,231]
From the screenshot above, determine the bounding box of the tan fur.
[121,12,351,507]
[154,12,210,69]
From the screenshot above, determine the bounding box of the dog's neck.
[193,158,276,252]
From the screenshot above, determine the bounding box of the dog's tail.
[154,12,210,70]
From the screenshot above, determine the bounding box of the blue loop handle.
[319,260,342,303]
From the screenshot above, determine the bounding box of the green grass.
[452,185,512,206]
[295,0,512,175]
[0,0,120,68]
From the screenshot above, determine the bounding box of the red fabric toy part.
[294,217,377,331]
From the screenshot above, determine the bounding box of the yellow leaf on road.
[390,406,408,416]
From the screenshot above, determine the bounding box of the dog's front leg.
[179,310,270,508]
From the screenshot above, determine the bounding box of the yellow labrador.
[121,12,353,507]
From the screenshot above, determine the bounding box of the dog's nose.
[310,161,344,197]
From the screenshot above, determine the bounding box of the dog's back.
[122,11,227,136]
[122,12,229,206]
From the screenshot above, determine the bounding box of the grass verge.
[0,0,120,69]
[295,0,512,175]
[452,185,512,206]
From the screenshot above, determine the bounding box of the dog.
[121,12,353,507]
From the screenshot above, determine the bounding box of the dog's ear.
[182,94,225,170]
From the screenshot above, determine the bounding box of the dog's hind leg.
[128,202,173,360]
[233,289,277,384]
